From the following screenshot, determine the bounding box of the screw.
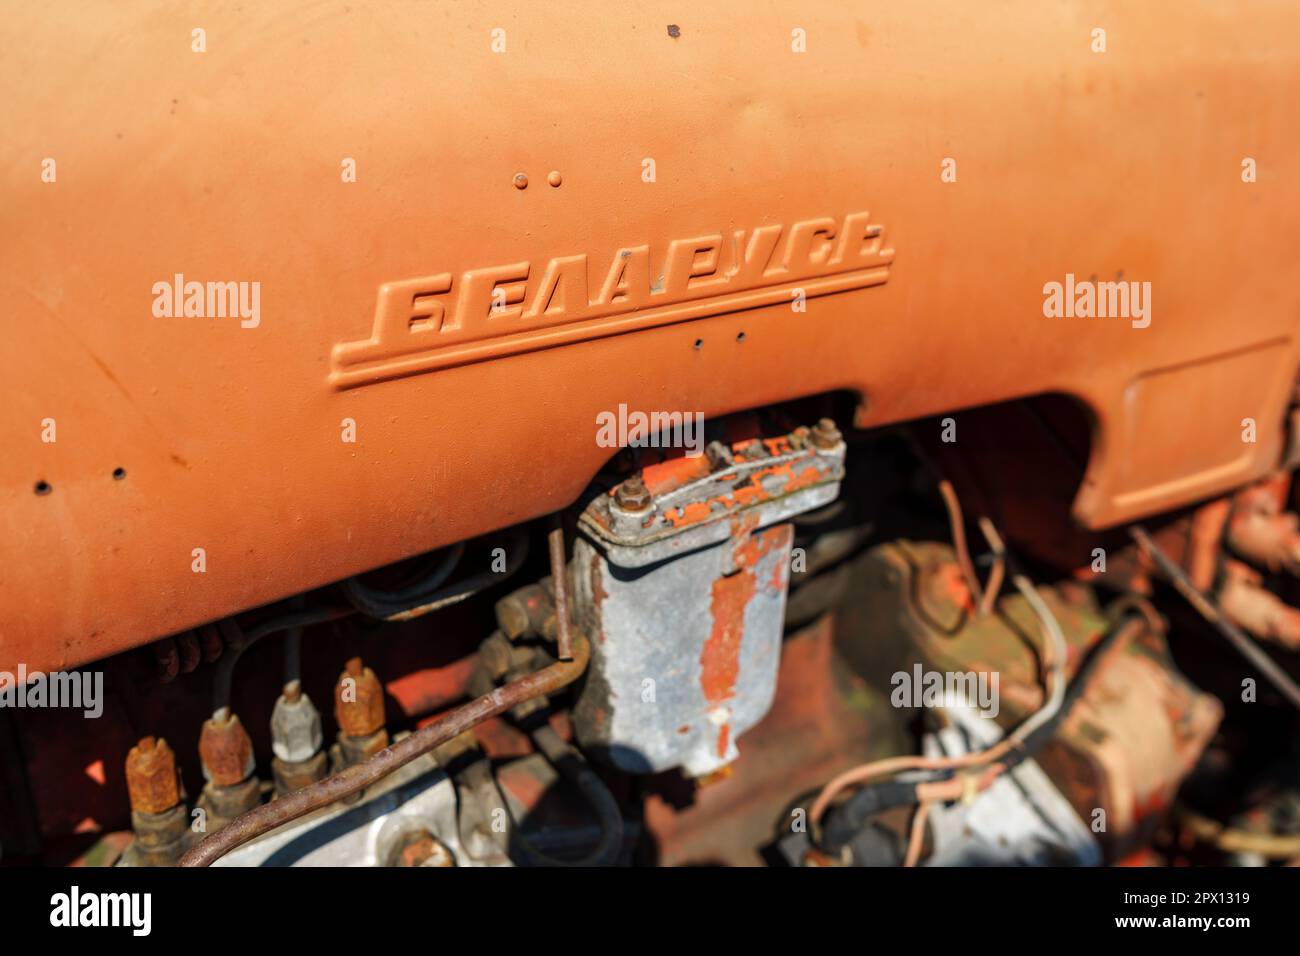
[614,474,653,512]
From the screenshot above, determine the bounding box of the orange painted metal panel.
[3,2,1299,670]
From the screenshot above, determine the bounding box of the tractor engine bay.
[6,395,1300,870]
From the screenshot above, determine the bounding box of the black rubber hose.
[341,530,528,620]
[529,724,624,865]
[209,530,529,710]
[820,779,921,854]
[340,542,465,617]
[462,724,624,867]
[211,607,355,714]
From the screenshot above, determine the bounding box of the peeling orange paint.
[702,566,755,705]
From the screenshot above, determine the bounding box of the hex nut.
[125,736,181,815]
[614,474,653,512]
[271,689,324,763]
[199,713,256,787]
[810,417,843,450]
[335,657,386,738]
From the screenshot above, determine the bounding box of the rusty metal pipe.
[1130,524,1300,710]
[179,632,591,867]
[548,514,574,662]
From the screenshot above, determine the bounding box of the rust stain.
[701,559,758,705]
[768,525,794,590]
[589,550,608,643]
[197,715,253,787]
[733,520,781,568]
[661,459,829,529]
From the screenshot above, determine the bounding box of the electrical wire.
[937,479,984,610]
[903,800,932,867]
[815,555,1149,867]
[1003,570,1068,745]
[937,480,1006,618]
[817,614,1143,859]
[809,527,1069,828]
[975,516,1006,618]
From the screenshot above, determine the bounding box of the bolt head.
[614,474,653,512]
[810,417,843,450]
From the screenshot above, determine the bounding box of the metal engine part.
[842,540,1224,859]
[572,424,845,776]
[777,700,1102,867]
[213,744,476,868]
[920,704,1101,867]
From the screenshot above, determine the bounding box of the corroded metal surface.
[573,426,836,776]
[124,736,180,816]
